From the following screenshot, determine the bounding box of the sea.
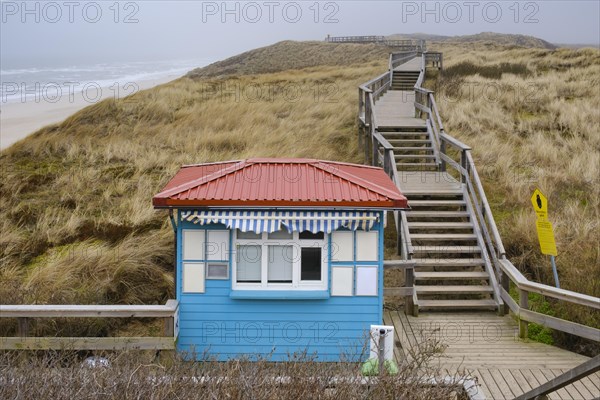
[0,58,213,104]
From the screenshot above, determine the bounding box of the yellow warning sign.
[531,189,548,220]
[536,218,557,256]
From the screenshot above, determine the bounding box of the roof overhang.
[152,198,409,209]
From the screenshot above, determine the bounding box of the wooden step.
[382,132,428,137]
[412,258,485,267]
[391,147,433,151]
[396,163,439,170]
[406,211,469,218]
[410,233,477,241]
[418,299,497,310]
[408,222,472,229]
[413,246,482,254]
[414,271,489,280]
[387,139,431,144]
[404,191,464,197]
[395,154,437,159]
[408,200,466,207]
[416,285,494,294]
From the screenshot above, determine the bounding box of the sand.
[0,75,179,150]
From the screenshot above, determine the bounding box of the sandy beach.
[1,75,179,150]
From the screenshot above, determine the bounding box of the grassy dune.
[0,40,598,351]
[0,41,391,336]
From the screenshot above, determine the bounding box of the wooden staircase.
[392,70,420,90]
[379,127,438,171]
[406,192,497,311]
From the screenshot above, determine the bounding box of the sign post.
[531,189,559,288]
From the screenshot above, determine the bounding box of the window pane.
[301,247,321,281]
[267,230,293,240]
[236,245,261,282]
[268,245,293,283]
[299,231,324,240]
[237,230,261,240]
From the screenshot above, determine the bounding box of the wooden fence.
[0,300,179,350]
[325,35,426,51]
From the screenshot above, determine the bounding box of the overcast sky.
[2,1,599,67]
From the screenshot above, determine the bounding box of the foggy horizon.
[2,1,599,69]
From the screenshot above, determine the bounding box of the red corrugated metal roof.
[153,158,408,208]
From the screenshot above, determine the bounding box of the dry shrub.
[0,339,472,400]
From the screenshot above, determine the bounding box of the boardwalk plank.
[478,369,508,399]
[509,369,535,395]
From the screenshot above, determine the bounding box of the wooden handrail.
[439,132,471,150]
[514,355,600,400]
[0,300,179,318]
[499,259,600,309]
[360,71,390,92]
[429,94,445,133]
[466,152,506,258]
[0,300,179,350]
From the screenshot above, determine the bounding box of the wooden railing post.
[358,88,364,121]
[519,289,529,338]
[397,212,403,258]
[501,269,510,315]
[460,150,468,183]
[440,139,447,172]
[404,267,415,316]
[371,134,378,166]
[163,317,174,337]
[17,317,29,337]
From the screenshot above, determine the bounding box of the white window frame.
[232,230,327,291]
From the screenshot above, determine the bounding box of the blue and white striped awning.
[180,210,379,233]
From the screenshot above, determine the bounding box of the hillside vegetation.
[0,41,390,336]
[187,40,392,78]
[389,32,557,49]
[1,39,598,350]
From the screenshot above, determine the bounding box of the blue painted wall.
[176,210,384,362]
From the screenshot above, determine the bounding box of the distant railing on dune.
[325,35,426,51]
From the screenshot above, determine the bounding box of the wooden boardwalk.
[360,50,600,399]
[373,91,425,129]
[384,311,600,399]
[394,57,422,72]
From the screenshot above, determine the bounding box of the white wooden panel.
[183,263,205,293]
[331,231,353,262]
[207,230,229,260]
[356,231,378,261]
[331,266,354,296]
[356,266,378,296]
[183,230,205,260]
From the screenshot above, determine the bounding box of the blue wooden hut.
[153,158,407,361]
